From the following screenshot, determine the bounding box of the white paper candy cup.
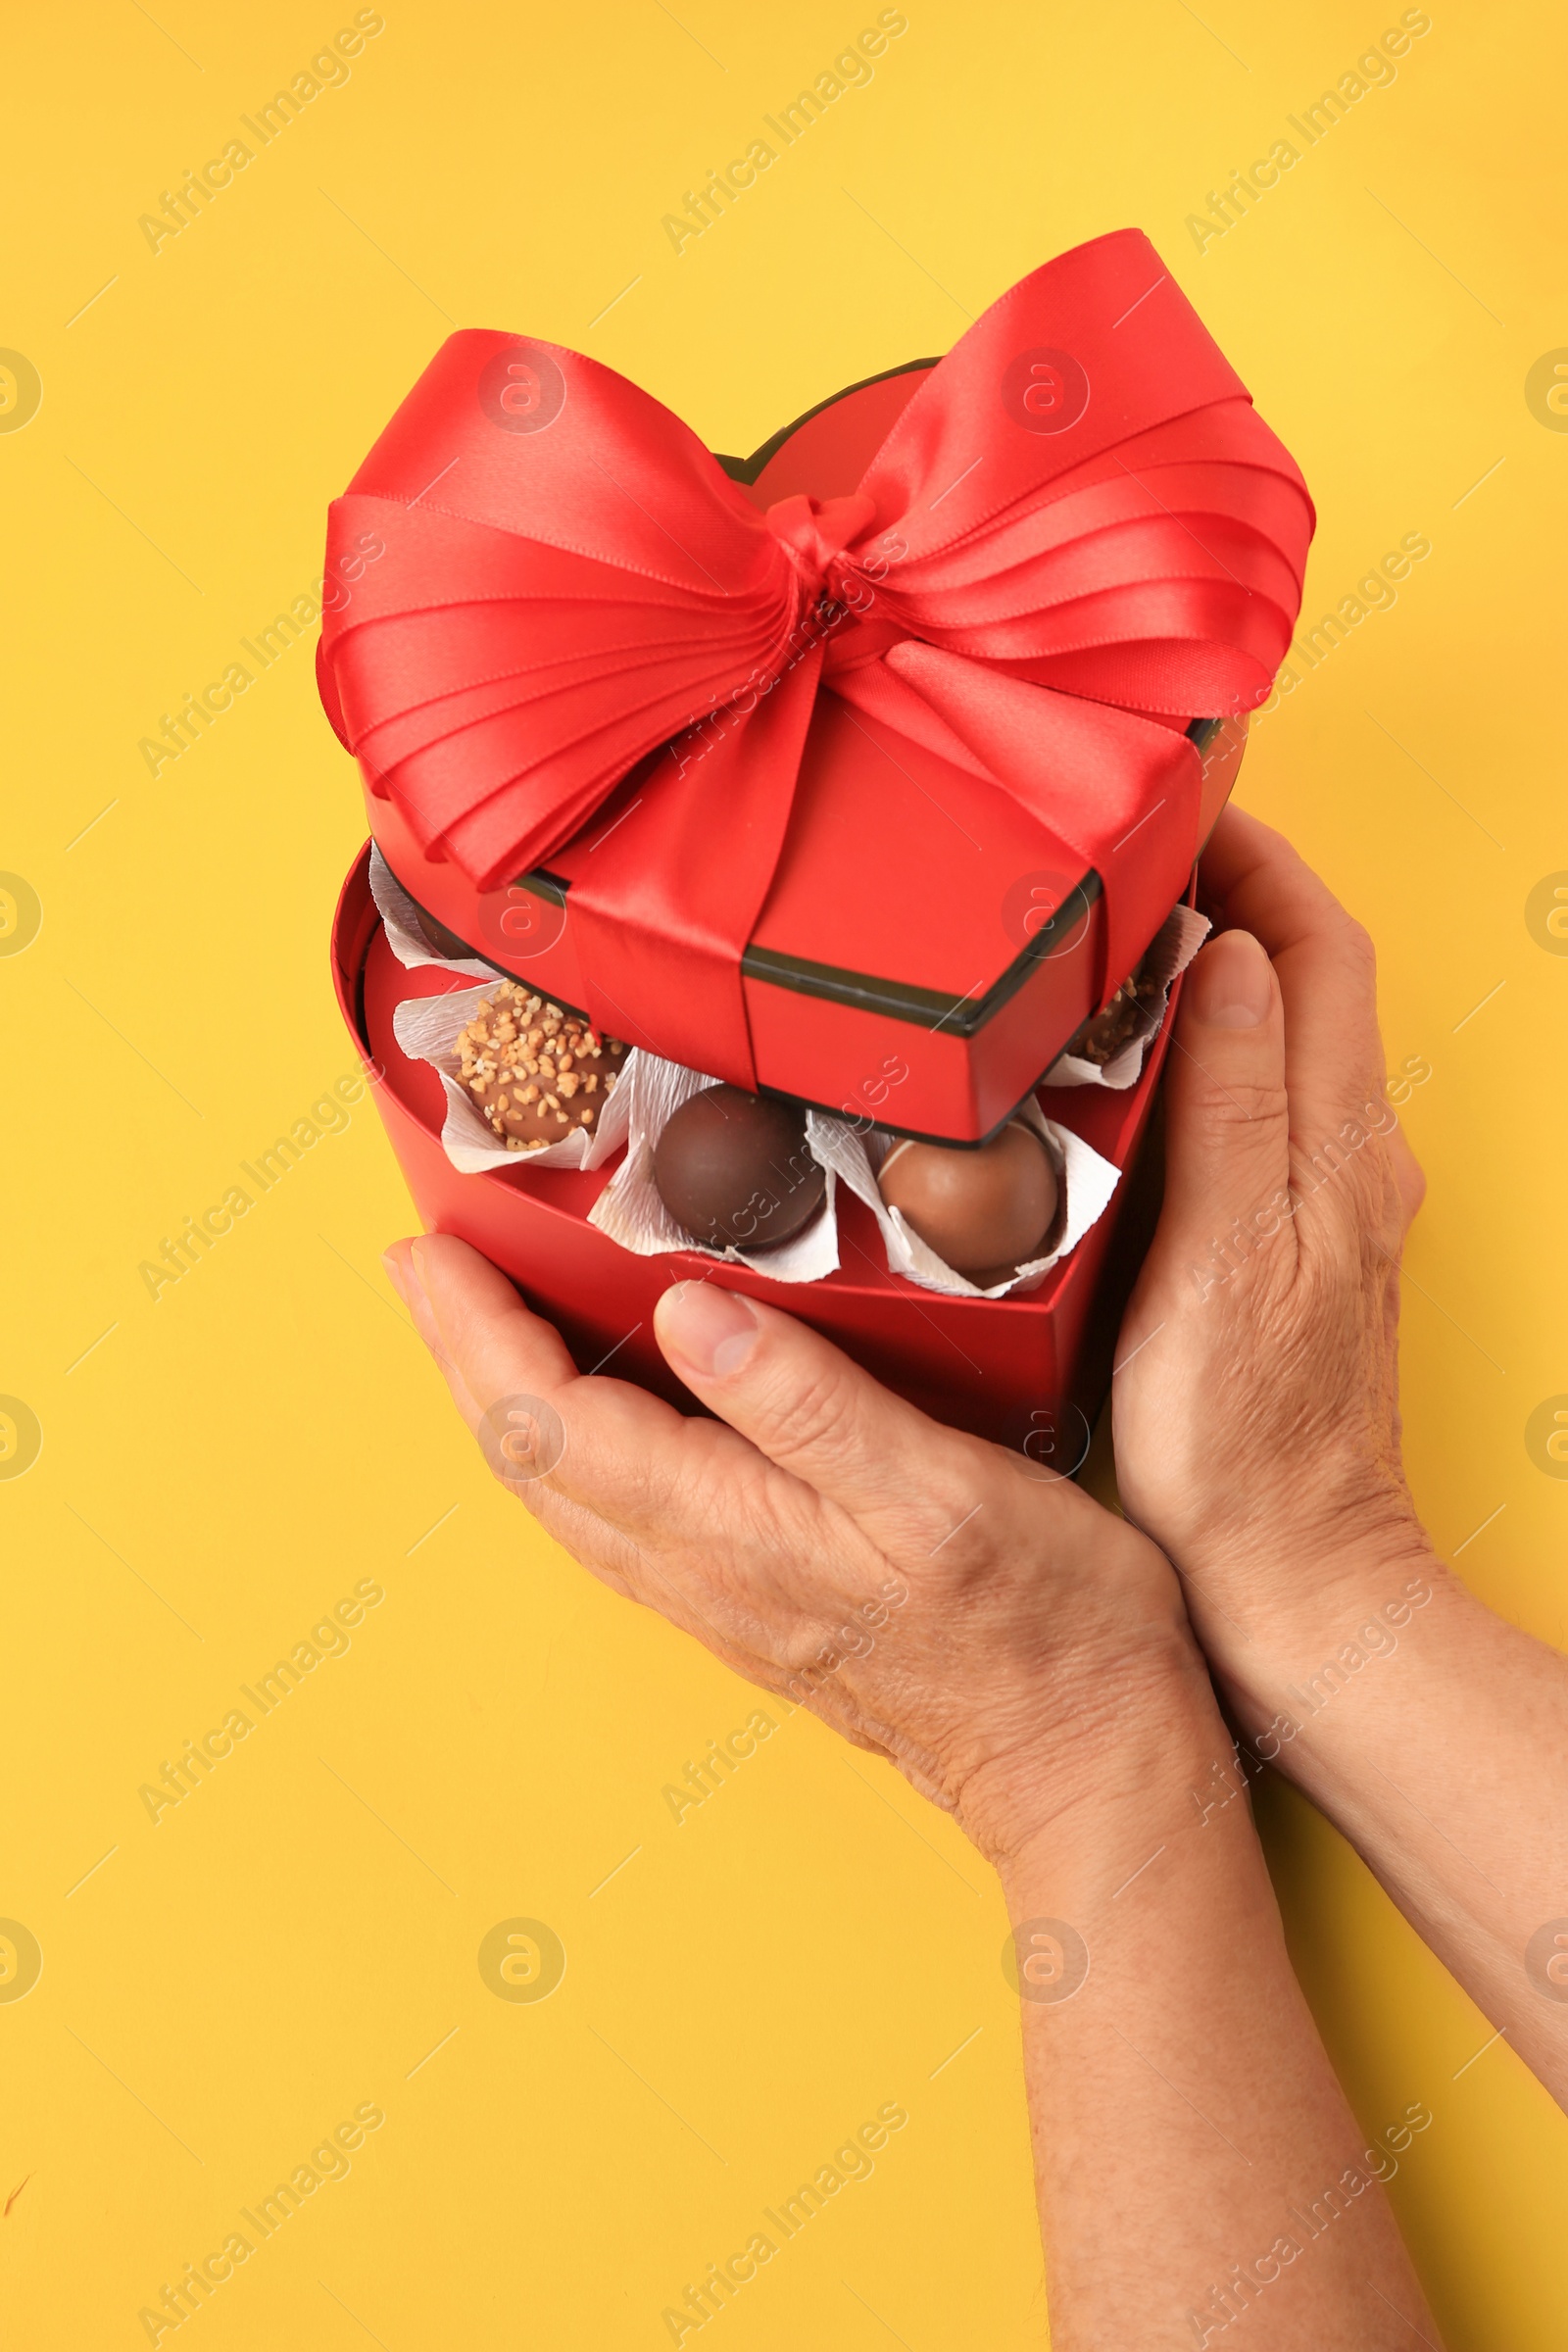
[368,842,496,980]
[1045,904,1211,1091]
[392,983,633,1176]
[814,1097,1123,1300]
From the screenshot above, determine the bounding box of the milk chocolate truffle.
[878,1119,1059,1283]
[1064,952,1164,1066]
[653,1084,826,1250]
[457,982,625,1151]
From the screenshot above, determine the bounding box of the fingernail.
[660,1281,760,1378]
[408,1235,434,1297]
[1187,930,1273,1029]
[381,1246,409,1302]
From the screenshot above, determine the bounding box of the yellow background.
[3,1,1565,2343]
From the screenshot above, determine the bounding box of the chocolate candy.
[878,1119,1058,1283]
[1063,952,1163,1066]
[457,982,625,1151]
[653,1084,826,1250]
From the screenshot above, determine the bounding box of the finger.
[383,1238,485,1427]
[403,1234,720,1530]
[1385,1123,1426,1234]
[387,1238,653,1604]
[402,1233,582,1440]
[653,1278,1007,1563]
[402,1237,874,1638]
[1153,928,1295,1301]
[1200,804,1363,961]
[1199,805,1388,1147]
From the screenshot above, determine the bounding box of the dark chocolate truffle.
[457,982,626,1151]
[878,1119,1058,1282]
[653,1084,826,1250]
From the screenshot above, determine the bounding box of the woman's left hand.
[384,1235,1445,2352]
[383,1234,1197,1869]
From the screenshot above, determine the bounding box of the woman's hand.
[383,1216,1443,2348]
[1113,803,1568,2117]
[383,1233,1194,1869]
[1112,802,1431,1658]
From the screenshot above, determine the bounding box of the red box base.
[332,846,1174,1446]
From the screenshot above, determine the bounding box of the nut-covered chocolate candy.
[457,982,625,1151]
[1063,952,1164,1066]
[878,1119,1059,1283]
[653,1084,826,1250]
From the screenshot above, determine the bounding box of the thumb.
[1156,929,1293,1298]
[653,1280,984,1563]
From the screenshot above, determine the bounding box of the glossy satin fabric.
[318,228,1312,1083]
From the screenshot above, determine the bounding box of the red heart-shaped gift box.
[322,231,1306,1443]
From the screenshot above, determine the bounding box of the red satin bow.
[319,228,1312,1085]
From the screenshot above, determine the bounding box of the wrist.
[976,1610,1232,1892]
[1198,1533,1449,1746]
[1167,1483,1436,1692]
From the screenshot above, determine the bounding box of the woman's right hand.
[383,1232,1198,1874]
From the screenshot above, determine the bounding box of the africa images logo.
[477,340,567,434]
[1001,347,1090,435]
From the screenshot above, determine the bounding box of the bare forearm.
[1207,1544,1568,2104]
[1000,1649,1438,2349]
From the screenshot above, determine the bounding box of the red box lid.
[319,232,1306,1140]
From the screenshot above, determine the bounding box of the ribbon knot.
[763,489,878,615]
